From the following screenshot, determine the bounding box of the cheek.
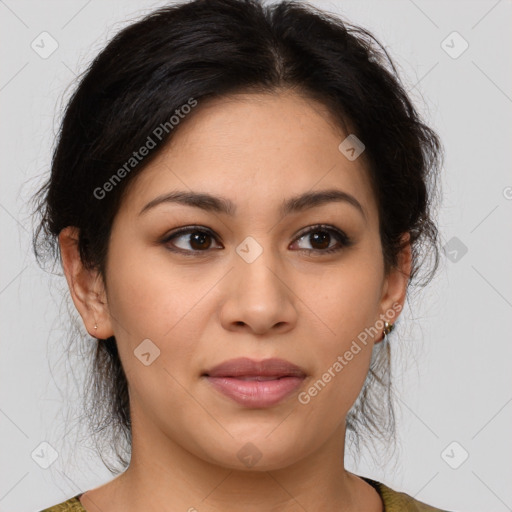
[103,241,215,407]
[297,290,377,425]
[105,239,211,341]
[296,254,383,407]
[302,254,383,343]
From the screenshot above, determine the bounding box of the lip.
[203,357,307,408]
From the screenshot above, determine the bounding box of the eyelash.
[160,224,353,257]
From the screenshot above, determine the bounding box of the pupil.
[191,232,211,250]
[311,231,330,249]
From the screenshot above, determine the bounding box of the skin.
[59,90,411,512]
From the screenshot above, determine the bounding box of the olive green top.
[38,476,452,511]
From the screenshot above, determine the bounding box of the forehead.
[119,90,378,223]
[166,90,348,156]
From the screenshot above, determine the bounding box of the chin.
[200,435,306,472]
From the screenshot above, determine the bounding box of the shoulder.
[38,494,85,512]
[361,476,453,512]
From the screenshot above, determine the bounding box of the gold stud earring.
[383,321,394,338]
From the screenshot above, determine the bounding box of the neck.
[102,412,379,512]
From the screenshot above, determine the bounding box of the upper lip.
[203,357,307,378]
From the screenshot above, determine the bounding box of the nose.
[219,246,298,336]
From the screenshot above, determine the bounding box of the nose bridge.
[234,234,283,300]
[221,233,296,333]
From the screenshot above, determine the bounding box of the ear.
[58,226,114,339]
[375,232,412,344]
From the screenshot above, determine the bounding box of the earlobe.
[376,233,412,343]
[58,226,113,339]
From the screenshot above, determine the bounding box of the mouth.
[202,357,307,408]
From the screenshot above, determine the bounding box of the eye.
[161,224,352,256]
[290,224,352,255]
[162,226,222,255]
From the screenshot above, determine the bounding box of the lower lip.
[205,376,305,408]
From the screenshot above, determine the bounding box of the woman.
[33,0,451,510]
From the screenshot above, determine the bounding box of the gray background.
[1,1,511,511]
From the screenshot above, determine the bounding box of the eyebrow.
[139,188,366,220]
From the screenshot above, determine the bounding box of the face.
[61,90,409,472]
